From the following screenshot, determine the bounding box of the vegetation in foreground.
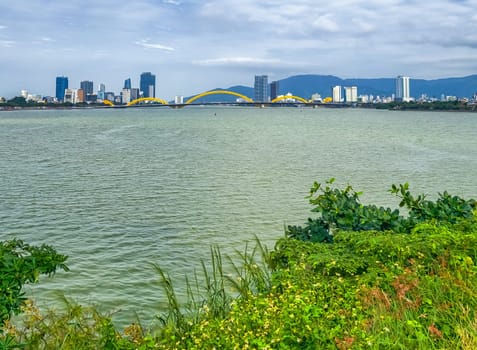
[1,181,476,349]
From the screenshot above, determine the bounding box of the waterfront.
[1,107,476,327]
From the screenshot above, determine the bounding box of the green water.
[1,107,476,327]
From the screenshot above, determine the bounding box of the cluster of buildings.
[252,75,411,104]
[7,72,472,106]
[54,72,156,104]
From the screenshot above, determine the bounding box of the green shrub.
[287,179,476,242]
[1,297,157,350]
[0,239,69,325]
[2,183,477,349]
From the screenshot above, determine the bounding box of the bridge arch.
[271,95,309,104]
[128,97,169,106]
[103,99,115,106]
[185,90,253,104]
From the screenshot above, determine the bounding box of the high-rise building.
[254,75,269,102]
[121,89,131,104]
[56,76,68,102]
[80,81,94,96]
[395,76,410,102]
[270,80,279,101]
[124,78,132,90]
[332,86,342,103]
[130,88,140,100]
[76,89,85,103]
[344,86,358,103]
[140,72,156,98]
[97,83,106,101]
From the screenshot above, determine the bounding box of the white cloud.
[193,57,281,66]
[311,14,340,33]
[351,18,375,33]
[0,40,15,47]
[135,39,174,51]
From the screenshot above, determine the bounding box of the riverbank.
[3,186,477,349]
[2,100,476,112]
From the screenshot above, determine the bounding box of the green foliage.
[225,238,272,296]
[5,97,31,107]
[188,220,477,349]
[0,239,69,325]
[1,297,155,350]
[376,100,471,111]
[153,246,233,342]
[154,241,271,347]
[2,184,477,349]
[287,179,476,242]
[5,219,476,349]
[391,183,476,225]
[286,218,332,243]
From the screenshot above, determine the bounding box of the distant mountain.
[277,74,477,99]
[184,74,477,102]
[411,75,477,99]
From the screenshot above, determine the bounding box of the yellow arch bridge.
[103,90,311,107]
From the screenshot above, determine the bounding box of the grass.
[2,218,477,349]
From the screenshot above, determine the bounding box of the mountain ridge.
[186,74,477,102]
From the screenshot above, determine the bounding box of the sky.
[1,0,477,99]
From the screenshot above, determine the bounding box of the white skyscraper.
[396,76,410,102]
[121,88,131,104]
[332,86,342,103]
[344,86,358,103]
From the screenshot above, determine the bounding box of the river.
[1,106,476,327]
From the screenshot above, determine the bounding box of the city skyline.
[1,0,477,99]
[7,71,477,105]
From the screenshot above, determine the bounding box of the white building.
[175,95,184,104]
[27,94,43,103]
[275,93,298,103]
[344,86,358,103]
[395,76,410,102]
[332,86,342,103]
[311,93,322,102]
[64,89,79,104]
[148,85,155,99]
[122,89,131,104]
[359,95,369,103]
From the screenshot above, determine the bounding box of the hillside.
[185,74,477,102]
[278,74,477,99]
